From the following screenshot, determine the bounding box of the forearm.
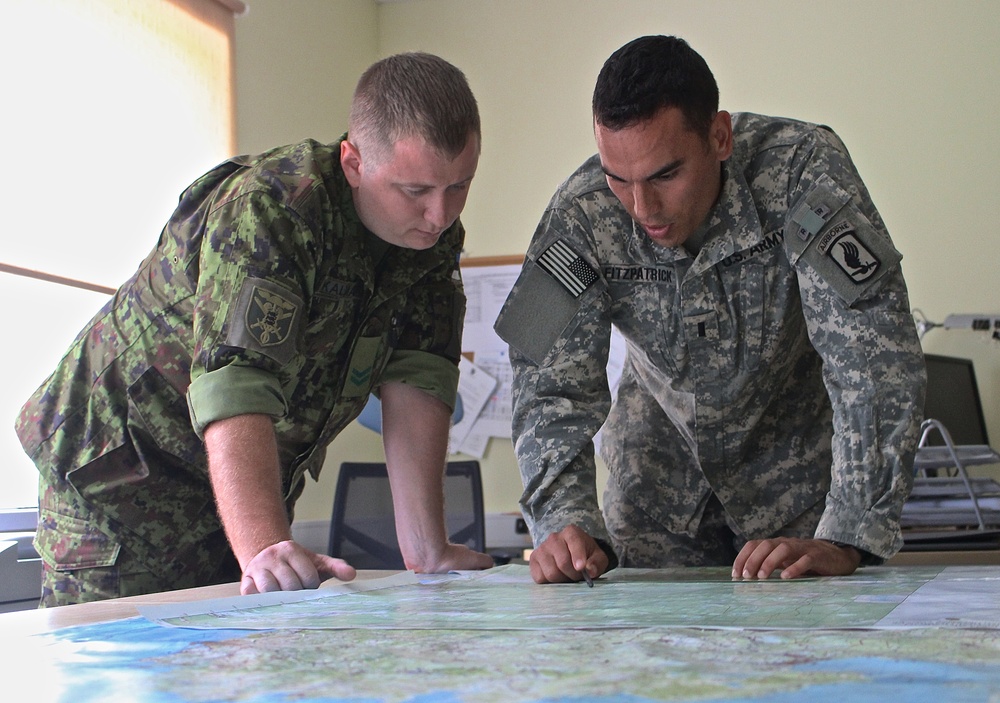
[204,413,293,570]
[510,349,610,546]
[518,451,608,547]
[807,274,925,558]
[379,382,452,569]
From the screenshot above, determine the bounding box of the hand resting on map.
[241,540,357,595]
[240,540,493,595]
[732,537,862,580]
[528,528,862,585]
[403,542,496,574]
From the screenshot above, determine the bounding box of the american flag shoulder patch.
[536,240,598,298]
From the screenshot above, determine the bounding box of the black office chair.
[327,460,486,569]
[903,354,1000,540]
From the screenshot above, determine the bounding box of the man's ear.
[710,110,734,162]
[340,139,363,188]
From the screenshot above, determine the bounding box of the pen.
[582,570,594,588]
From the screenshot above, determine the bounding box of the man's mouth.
[641,222,672,238]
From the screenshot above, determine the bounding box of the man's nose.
[632,183,659,220]
[424,194,450,231]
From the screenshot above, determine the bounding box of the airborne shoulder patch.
[818,221,881,284]
[226,277,304,364]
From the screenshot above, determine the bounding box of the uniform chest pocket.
[304,293,362,355]
[724,261,765,372]
[608,279,683,377]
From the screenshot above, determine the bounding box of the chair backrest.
[327,460,485,570]
[923,354,990,446]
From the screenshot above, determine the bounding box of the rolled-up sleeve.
[187,364,287,438]
[377,349,460,411]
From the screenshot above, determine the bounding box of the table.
[2,565,999,702]
[1,571,399,637]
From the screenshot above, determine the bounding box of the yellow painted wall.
[236,0,1000,524]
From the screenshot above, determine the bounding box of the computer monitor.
[922,354,990,446]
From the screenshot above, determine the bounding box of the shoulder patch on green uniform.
[227,277,303,364]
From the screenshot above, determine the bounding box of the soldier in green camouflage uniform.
[495,36,926,584]
[17,53,493,607]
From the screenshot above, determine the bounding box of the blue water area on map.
[68,616,245,649]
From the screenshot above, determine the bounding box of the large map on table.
[6,565,1000,703]
[138,564,1000,630]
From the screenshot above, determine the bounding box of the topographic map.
[7,565,1000,703]
[137,564,1000,630]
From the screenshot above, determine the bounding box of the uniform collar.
[688,162,764,275]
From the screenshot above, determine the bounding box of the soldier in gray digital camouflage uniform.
[17,52,493,607]
[495,36,926,584]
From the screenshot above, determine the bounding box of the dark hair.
[593,36,719,137]
[349,52,481,164]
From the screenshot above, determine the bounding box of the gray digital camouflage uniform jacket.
[17,137,466,587]
[496,113,925,564]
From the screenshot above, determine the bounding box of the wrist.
[236,531,294,571]
[400,538,449,573]
[822,540,866,567]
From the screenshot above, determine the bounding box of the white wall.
[236,0,1000,524]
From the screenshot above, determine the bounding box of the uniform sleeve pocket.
[495,261,585,367]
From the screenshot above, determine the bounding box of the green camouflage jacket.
[496,113,925,563]
[17,137,465,582]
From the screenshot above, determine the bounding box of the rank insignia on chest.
[537,239,599,298]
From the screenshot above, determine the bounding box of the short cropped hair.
[349,52,480,165]
[593,36,719,138]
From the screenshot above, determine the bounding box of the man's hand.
[529,525,609,584]
[732,537,862,580]
[409,543,495,574]
[240,540,357,595]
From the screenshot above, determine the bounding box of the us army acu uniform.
[17,137,465,606]
[495,113,926,569]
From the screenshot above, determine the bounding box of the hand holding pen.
[527,524,609,585]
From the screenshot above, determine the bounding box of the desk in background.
[2,565,999,702]
[888,548,1000,566]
